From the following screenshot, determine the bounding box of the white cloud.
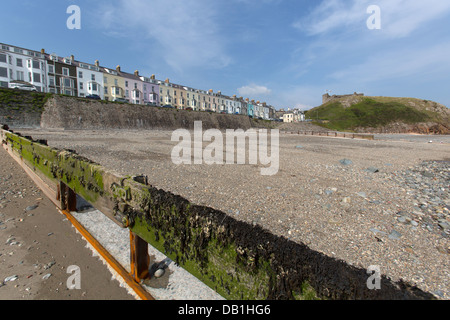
[294,0,450,38]
[329,42,450,83]
[237,84,272,97]
[97,0,231,71]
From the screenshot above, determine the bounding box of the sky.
[1,0,450,110]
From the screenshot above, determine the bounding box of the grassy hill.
[305,96,450,134]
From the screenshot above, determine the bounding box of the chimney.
[218,91,221,95]
[151,74,155,80]
[95,60,99,67]
[165,78,170,83]
[134,70,139,76]
[209,89,213,93]
[116,65,121,72]
[41,49,45,54]
[70,55,75,61]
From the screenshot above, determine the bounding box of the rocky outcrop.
[355,122,449,135]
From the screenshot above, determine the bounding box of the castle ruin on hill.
[322,92,364,104]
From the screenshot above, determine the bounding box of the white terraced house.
[0,43,48,92]
[75,59,105,99]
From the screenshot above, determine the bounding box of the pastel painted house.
[141,74,160,105]
[102,66,126,101]
[247,99,254,118]
[120,69,145,105]
[158,79,172,106]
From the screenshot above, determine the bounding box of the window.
[49,77,55,86]
[0,67,10,78]
[48,65,54,73]
[80,82,83,90]
[63,78,72,87]
[79,71,83,78]
[16,71,24,81]
[134,83,137,89]
[16,58,23,67]
[33,73,41,83]
[32,60,40,69]
[104,77,107,84]
[91,83,98,92]
[0,54,6,63]
[126,90,129,97]
[104,86,108,94]
[91,74,95,81]
[125,81,128,87]
[114,87,120,95]
[114,79,118,86]
[63,67,69,76]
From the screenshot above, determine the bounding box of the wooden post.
[130,231,150,282]
[59,181,77,212]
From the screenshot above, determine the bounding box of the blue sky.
[1,0,450,110]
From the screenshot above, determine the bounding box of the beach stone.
[4,275,18,282]
[154,268,165,278]
[25,205,38,211]
[397,216,411,224]
[389,230,402,240]
[339,159,353,166]
[438,220,450,230]
[365,167,380,173]
[357,192,367,198]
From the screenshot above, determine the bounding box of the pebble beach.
[14,128,450,299]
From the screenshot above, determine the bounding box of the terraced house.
[120,69,144,105]
[0,43,48,92]
[246,99,254,118]
[1,43,279,115]
[102,66,126,101]
[46,54,78,96]
[183,86,200,110]
[76,59,104,99]
[140,74,160,106]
